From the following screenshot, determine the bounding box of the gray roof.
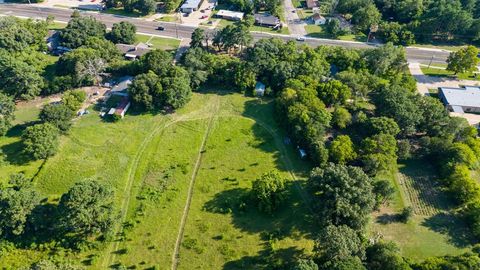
[115,43,151,58]
[439,86,480,108]
[254,14,280,26]
[181,0,202,9]
[111,76,134,93]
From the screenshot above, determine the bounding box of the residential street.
[283,0,307,36]
[0,3,450,64]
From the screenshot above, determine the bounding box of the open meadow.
[0,91,315,269]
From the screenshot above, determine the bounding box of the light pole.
[427,54,435,69]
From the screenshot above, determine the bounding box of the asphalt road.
[0,4,450,64]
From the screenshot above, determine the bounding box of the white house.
[312,13,326,25]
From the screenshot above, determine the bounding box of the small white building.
[255,82,266,96]
[312,13,326,25]
[180,0,202,13]
[216,10,244,21]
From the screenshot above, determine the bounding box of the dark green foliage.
[56,48,106,86]
[137,49,173,76]
[399,206,413,223]
[446,46,479,75]
[0,177,39,237]
[190,28,205,48]
[0,50,44,100]
[378,22,415,46]
[57,180,115,237]
[213,22,252,52]
[367,117,400,137]
[373,179,395,206]
[315,225,364,263]
[292,259,318,270]
[0,17,48,52]
[329,135,356,164]
[39,104,75,133]
[128,71,163,110]
[82,37,123,63]
[364,43,407,77]
[251,170,287,214]
[22,123,59,160]
[108,21,137,44]
[60,16,107,48]
[412,251,480,270]
[309,164,374,230]
[331,106,352,129]
[0,93,15,136]
[366,241,412,270]
[317,80,351,106]
[62,90,87,112]
[360,133,397,175]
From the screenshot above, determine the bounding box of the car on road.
[157,26,165,31]
[200,15,208,19]
[296,36,305,42]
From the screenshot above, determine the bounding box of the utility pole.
[427,55,435,69]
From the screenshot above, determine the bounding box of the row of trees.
[0,176,115,246]
[332,0,480,45]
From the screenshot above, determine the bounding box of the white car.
[296,36,305,42]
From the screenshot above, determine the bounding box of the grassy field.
[420,66,480,81]
[136,34,180,51]
[370,160,473,260]
[0,92,314,269]
[305,25,367,42]
[102,8,143,18]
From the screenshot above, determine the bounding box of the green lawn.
[370,160,473,261]
[296,9,313,20]
[136,34,180,51]
[420,66,480,81]
[305,25,367,42]
[156,15,179,22]
[48,21,67,30]
[0,92,313,269]
[251,25,290,35]
[102,8,143,18]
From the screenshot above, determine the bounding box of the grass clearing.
[420,66,480,81]
[371,159,473,260]
[305,25,367,42]
[136,34,180,51]
[102,8,143,18]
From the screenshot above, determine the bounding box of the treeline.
[104,0,158,14]
[219,0,283,17]
[0,176,115,268]
[328,0,480,45]
[178,25,480,268]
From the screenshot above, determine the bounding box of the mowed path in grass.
[110,93,314,269]
[371,160,473,260]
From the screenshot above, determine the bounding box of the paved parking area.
[180,0,216,26]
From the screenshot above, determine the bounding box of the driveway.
[180,0,215,27]
[283,0,306,36]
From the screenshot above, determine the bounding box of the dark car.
[157,26,165,31]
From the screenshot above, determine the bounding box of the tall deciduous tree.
[190,28,205,48]
[0,93,15,136]
[329,135,357,164]
[108,21,137,44]
[447,45,479,75]
[309,163,374,230]
[0,177,39,237]
[251,170,287,214]
[60,16,107,48]
[58,180,115,237]
[22,123,59,160]
[39,104,75,133]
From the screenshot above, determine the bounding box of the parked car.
[200,15,208,19]
[157,26,165,31]
[200,9,205,13]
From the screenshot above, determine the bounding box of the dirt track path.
[171,96,220,270]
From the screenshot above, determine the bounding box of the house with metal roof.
[438,86,480,113]
[180,0,202,13]
[255,82,266,96]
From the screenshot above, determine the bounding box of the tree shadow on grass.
[422,212,477,248]
[223,246,304,270]
[242,99,312,179]
[376,213,403,224]
[203,182,316,241]
[1,123,38,165]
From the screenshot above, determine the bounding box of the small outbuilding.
[255,82,266,96]
[298,148,307,159]
[312,13,326,25]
